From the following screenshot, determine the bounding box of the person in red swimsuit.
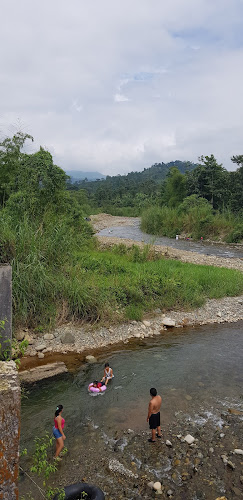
[53,404,66,460]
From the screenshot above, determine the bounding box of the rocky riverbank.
[17,213,243,377]
[20,402,243,500]
[18,294,243,380]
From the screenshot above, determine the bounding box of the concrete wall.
[0,361,20,500]
[0,265,12,360]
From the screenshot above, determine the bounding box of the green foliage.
[20,434,67,500]
[141,196,242,242]
[0,132,33,206]
[162,167,187,207]
[226,222,243,243]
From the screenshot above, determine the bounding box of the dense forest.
[0,132,243,331]
[68,153,243,242]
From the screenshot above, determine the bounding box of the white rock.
[167,490,173,497]
[209,447,214,453]
[44,333,54,341]
[184,434,195,445]
[162,317,176,327]
[153,482,162,491]
[143,320,151,327]
[166,440,172,447]
[38,352,44,359]
[85,355,97,363]
[233,449,243,455]
[219,433,225,438]
[134,333,141,338]
[35,344,47,351]
[217,311,222,317]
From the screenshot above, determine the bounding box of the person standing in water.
[53,404,66,459]
[147,388,162,442]
[101,362,114,386]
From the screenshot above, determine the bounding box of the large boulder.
[162,317,176,327]
[61,332,75,344]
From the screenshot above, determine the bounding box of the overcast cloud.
[1,0,243,174]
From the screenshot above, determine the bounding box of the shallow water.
[21,321,243,447]
[20,321,243,498]
[98,219,243,259]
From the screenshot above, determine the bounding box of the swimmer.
[101,362,114,386]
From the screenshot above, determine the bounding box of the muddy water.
[98,219,243,259]
[20,322,243,499]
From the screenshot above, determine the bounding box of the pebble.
[85,355,97,363]
[143,320,151,327]
[184,434,195,445]
[43,333,54,341]
[35,344,47,351]
[167,490,173,496]
[166,440,172,447]
[37,352,44,359]
[162,317,176,327]
[153,482,162,491]
[234,449,243,455]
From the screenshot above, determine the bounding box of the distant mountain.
[65,170,106,182]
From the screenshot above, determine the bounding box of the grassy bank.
[2,221,243,329]
[141,201,243,242]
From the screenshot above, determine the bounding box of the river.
[98,219,243,259]
[20,321,243,499]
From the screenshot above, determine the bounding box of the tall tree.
[186,155,229,210]
[0,132,33,206]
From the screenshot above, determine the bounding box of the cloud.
[114,94,130,103]
[1,0,243,174]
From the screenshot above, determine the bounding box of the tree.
[162,167,187,207]
[0,132,33,206]
[186,155,229,210]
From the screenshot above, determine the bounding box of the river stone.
[233,449,243,455]
[15,331,25,341]
[43,333,54,341]
[184,434,195,445]
[167,490,173,497]
[143,320,151,327]
[38,352,44,359]
[166,440,172,447]
[147,482,154,490]
[228,408,242,415]
[185,395,192,401]
[85,355,97,363]
[153,482,162,491]
[61,332,75,344]
[232,487,242,496]
[19,361,68,383]
[35,343,47,351]
[162,317,176,327]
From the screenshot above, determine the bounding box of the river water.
[98,219,243,259]
[20,321,243,499]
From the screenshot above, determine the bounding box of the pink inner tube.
[88,383,107,393]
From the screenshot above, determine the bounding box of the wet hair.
[55,404,63,417]
[105,363,109,367]
[93,380,98,386]
[150,388,157,397]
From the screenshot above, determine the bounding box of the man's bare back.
[149,395,162,414]
[147,388,162,442]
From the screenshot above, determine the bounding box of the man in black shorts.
[147,388,162,442]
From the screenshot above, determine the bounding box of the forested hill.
[68,160,197,194]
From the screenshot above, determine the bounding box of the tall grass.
[141,204,243,242]
[1,211,243,329]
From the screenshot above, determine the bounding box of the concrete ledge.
[0,361,20,500]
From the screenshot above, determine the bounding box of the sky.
[1,0,243,175]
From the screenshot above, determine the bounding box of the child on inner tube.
[89,380,105,392]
